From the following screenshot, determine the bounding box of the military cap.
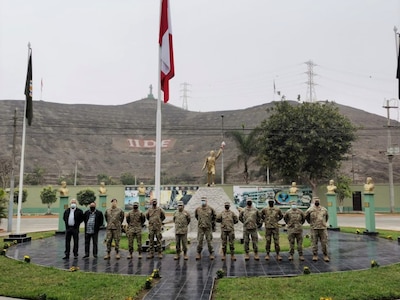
[177,201,184,206]
[133,200,139,205]
[224,201,230,206]
[111,198,117,203]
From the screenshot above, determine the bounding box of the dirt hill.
[0,98,399,185]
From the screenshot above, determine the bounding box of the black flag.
[24,49,33,126]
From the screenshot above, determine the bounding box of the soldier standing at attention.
[239,197,261,261]
[104,198,125,260]
[195,196,216,260]
[284,201,306,261]
[216,201,239,261]
[305,197,330,262]
[126,200,146,259]
[173,200,191,260]
[146,199,166,259]
[261,199,283,261]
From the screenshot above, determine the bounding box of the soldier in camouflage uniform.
[195,196,216,260]
[146,199,166,259]
[305,197,330,262]
[216,201,239,261]
[104,198,125,260]
[126,200,146,259]
[239,198,261,261]
[173,201,191,260]
[261,199,283,261]
[284,201,305,261]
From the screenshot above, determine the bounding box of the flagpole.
[155,1,163,204]
[16,43,31,234]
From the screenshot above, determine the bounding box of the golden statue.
[202,142,224,186]
[364,177,374,193]
[138,182,146,196]
[326,179,337,194]
[289,181,298,194]
[99,181,107,195]
[59,181,69,196]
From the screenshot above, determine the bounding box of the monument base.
[4,233,32,243]
[363,230,379,236]
[328,226,340,231]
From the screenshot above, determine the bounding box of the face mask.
[133,205,138,210]
[152,202,157,207]
[246,201,252,206]
[268,202,274,207]
[315,202,320,207]
[201,200,206,206]
[291,204,297,209]
[90,207,95,212]
[71,203,76,209]
[224,206,230,210]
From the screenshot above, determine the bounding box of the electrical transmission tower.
[305,60,318,102]
[180,82,191,110]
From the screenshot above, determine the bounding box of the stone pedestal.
[3,233,31,243]
[363,193,378,235]
[162,187,244,241]
[326,193,340,231]
[99,195,107,215]
[56,196,69,234]
[139,194,146,212]
[289,194,298,203]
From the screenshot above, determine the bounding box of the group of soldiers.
[65,193,329,262]
[189,195,330,263]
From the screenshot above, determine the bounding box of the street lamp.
[221,115,224,185]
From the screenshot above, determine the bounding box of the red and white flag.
[159,0,174,103]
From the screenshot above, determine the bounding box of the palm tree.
[226,128,259,184]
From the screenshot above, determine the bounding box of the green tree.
[0,188,7,224]
[258,101,357,196]
[25,166,46,185]
[336,175,352,213]
[13,188,28,204]
[40,186,57,215]
[77,189,96,207]
[120,172,136,185]
[226,128,259,184]
[97,174,115,185]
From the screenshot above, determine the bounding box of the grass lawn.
[2,228,400,299]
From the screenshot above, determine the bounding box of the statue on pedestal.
[364,177,374,193]
[59,181,69,196]
[202,142,225,187]
[326,179,337,194]
[99,182,107,195]
[289,182,298,194]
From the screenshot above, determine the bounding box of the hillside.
[0,98,399,185]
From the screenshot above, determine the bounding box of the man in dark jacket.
[63,198,84,259]
[83,202,104,258]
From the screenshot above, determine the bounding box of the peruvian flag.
[159,0,175,103]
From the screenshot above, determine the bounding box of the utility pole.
[383,98,398,213]
[305,60,318,102]
[180,82,191,110]
[74,160,78,186]
[7,109,17,232]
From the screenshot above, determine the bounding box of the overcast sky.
[0,0,399,119]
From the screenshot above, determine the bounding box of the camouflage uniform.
[195,205,216,256]
[145,205,166,256]
[261,205,283,256]
[239,206,261,256]
[305,203,329,259]
[105,206,125,255]
[173,207,191,257]
[216,206,239,257]
[284,207,305,257]
[126,208,146,257]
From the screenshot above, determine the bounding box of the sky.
[0,0,399,119]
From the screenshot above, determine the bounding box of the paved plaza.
[1,214,400,299]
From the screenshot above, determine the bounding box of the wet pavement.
[4,228,400,300]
